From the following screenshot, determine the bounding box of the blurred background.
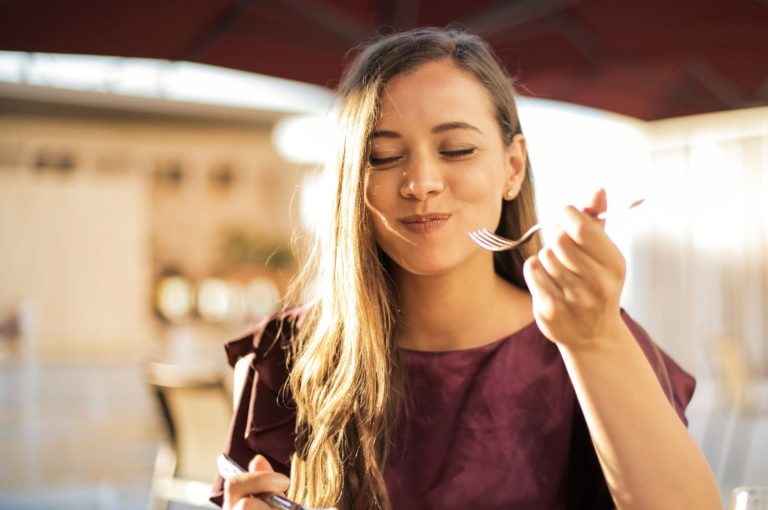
[0,0,766,508]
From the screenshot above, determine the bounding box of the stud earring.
[506,189,516,198]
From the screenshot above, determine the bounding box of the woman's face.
[365,59,526,276]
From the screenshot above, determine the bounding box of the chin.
[389,253,459,277]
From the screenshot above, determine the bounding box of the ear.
[503,134,527,201]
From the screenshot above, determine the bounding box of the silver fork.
[468,198,645,251]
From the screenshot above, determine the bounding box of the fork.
[217,453,331,510]
[468,198,645,251]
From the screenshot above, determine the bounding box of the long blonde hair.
[286,27,541,509]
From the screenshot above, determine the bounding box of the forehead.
[376,59,497,128]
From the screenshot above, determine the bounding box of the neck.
[393,253,532,351]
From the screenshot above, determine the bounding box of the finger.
[233,496,273,510]
[225,472,291,506]
[550,227,604,279]
[537,244,583,290]
[230,493,275,510]
[249,455,274,473]
[524,255,564,303]
[246,498,274,510]
[581,188,607,224]
[524,256,565,325]
[561,206,617,265]
[538,242,603,308]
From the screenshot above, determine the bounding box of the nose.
[400,156,445,200]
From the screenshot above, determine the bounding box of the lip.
[399,213,452,234]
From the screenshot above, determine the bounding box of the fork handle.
[591,198,645,220]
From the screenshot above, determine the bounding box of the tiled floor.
[0,360,161,510]
[1,358,767,509]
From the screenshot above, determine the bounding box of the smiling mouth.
[399,213,451,234]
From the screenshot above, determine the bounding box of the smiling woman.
[365,59,528,278]
[209,27,722,510]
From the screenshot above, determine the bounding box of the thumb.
[581,188,607,226]
[249,454,275,473]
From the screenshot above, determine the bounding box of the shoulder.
[224,306,310,368]
[209,310,304,506]
[226,306,310,403]
[619,309,696,424]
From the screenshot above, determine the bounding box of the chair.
[146,361,233,510]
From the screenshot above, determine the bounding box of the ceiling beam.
[277,0,370,44]
[544,12,600,61]
[459,0,585,39]
[177,0,259,62]
[685,58,768,108]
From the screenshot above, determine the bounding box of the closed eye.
[441,147,477,158]
[368,155,402,168]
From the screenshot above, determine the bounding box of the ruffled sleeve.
[208,309,305,507]
[621,309,696,426]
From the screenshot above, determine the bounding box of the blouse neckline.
[396,319,539,356]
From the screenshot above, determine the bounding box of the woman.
[211,27,721,509]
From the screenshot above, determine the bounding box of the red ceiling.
[1,0,767,120]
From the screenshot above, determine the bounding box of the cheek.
[365,169,409,222]
[364,176,397,245]
[365,179,385,210]
[450,166,506,219]
[365,170,398,206]
[450,156,506,196]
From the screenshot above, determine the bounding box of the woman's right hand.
[223,455,291,510]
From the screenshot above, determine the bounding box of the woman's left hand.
[523,188,626,350]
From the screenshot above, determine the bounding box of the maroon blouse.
[209,309,695,509]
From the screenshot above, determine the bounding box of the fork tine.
[476,229,514,248]
[469,229,515,251]
[468,231,497,250]
[468,231,489,248]
[470,225,541,251]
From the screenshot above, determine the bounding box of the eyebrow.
[371,121,483,139]
[432,121,483,135]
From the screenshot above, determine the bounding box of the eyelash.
[368,155,402,167]
[442,147,476,158]
[368,147,477,168]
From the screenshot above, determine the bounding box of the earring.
[506,189,516,199]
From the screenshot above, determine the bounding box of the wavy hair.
[285,26,541,510]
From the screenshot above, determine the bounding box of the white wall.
[0,115,305,358]
[629,107,768,377]
[0,170,153,358]
[520,99,768,380]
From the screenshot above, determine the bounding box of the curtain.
[624,106,768,380]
